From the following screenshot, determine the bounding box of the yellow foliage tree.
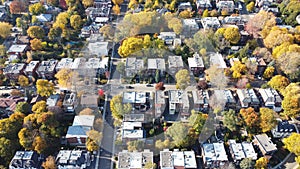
[281,83,300,118]
[224,27,241,44]
[175,69,190,90]
[113,4,121,15]
[267,75,290,94]
[36,79,54,97]
[168,17,183,35]
[82,0,94,7]
[70,15,82,30]
[53,12,69,29]
[230,61,247,79]
[246,2,255,12]
[18,75,29,87]
[263,66,275,79]
[30,38,42,51]
[55,68,73,88]
[255,157,268,169]
[32,101,47,114]
[259,108,276,132]
[179,10,193,18]
[112,0,123,5]
[263,27,294,49]
[0,22,12,38]
[118,37,143,57]
[42,156,57,169]
[283,133,300,164]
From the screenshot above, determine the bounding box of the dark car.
[126,86,134,89]
[146,84,153,87]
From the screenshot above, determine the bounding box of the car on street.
[146,84,153,87]
[126,86,134,89]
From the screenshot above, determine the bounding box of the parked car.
[126,86,134,89]
[146,84,153,87]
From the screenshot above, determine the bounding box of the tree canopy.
[175,69,190,90]
[36,79,54,97]
[0,22,12,39]
[259,108,276,133]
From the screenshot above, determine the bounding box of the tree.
[86,130,102,145]
[127,140,144,151]
[0,137,16,165]
[0,22,12,39]
[110,95,132,121]
[263,27,294,49]
[144,162,157,169]
[29,3,45,15]
[263,66,275,79]
[30,38,42,51]
[202,9,209,17]
[116,62,125,75]
[155,82,165,90]
[155,69,160,83]
[240,107,259,129]
[224,27,241,44]
[32,101,47,114]
[36,79,54,97]
[53,12,69,29]
[15,102,30,115]
[197,79,208,90]
[47,0,58,6]
[112,5,121,15]
[79,108,94,115]
[112,0,123,5]
[283,133,300,164]
[268,75,290,94]
[118,37,143,57]
[27,26,45,39]
[155,139,173,150]
[42,156,57,169]
[281,83,300,118]
[18,75,29,87]
[277,52,300,80]
[99,24,114,39]
[82,0,94,7]
[70,15,82,30]
[18,128,34,150]
[230,61,247,79]
[240,158,255,169]
[168,17,183,34]
[175,69,190,90]
[48,27,62,42]
[188,110,207,137]
[9,0,27,14]
[259,108,276,133]
[222,109,239,131]
[255,157,268,169]
[205,65,229,89]
[55,68,73,88]
[246,1,254,12]
[179,10,193,18]
[165,122,190,147]
[33,136,47,154]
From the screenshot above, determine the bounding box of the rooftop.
[71,57,86,69]
[201,17,221,29]
[123,114,144,122]
[63,93,77,106]
[168,55,184,69]
[118,150,153,169]
[214,90,235,104]
[236,89,259,107]
[148,58,166,70]
[209,53,227,68]
[125,57,144,71]
[25,61,39,72]
[87,41,108,57]
[188,53,204,68]
[3,63,25,74]
[253,134,277,153]
[72,115,95,127]
[37,60,58,72]
[56,150,91,169]
[123,92,147,104]
[46,94,60,107]
[202,143,228,162]
[56,58,74,70]
[160,149,197,169]
[192,90,209,105]
[7,44,28,53]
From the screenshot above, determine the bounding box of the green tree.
[15,102,30,115]
[116,62,125,75]
[110,95,132,121]
[259,108,276,132]
[283,133,300,164]
[168,17,183,35]
[175,69,190,90]
[27,26,45,39]
[224,27,241,44]
[0,137,16,165]
[127,140,144,151]
[0,22,12,39]
[53,12,69,29]
[36,79,54,97]
[188,110,207,137]
[29,3,46,15]
[255,157,268,169]
[240,158,255,169]
[165,122,190,147]
[155,69,160,83]
[222,109,239,131]
[268,75,290,94]
[70,15,83,30]
[16,17,24,28]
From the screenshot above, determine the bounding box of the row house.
[155,90,166,118]
[9,151,41,169]
[182,19,200,37]
[24,61,39,80]
[216,0,235,13]
[118,150,153,169]
[3,63,26,81]
[0,96,25,113]
[192,90,209,112]
[202,143,228,168]
[125,57,144,77]
[168,90,190,119]
[168,55,184,75]
[213,90,236,110]
[228,140,257,162]
[147,58,166,76]
[196,0,212,10]
[56,150,92,169]
[62,92,78,113]
[271,120,296,138]
[236,89,260,109]
[7,44,29,62]
[157,32,176,45]
[37,59,58,79]
[160,149,197,169]
[253,134,277,157]
[201,17,221,30]
[122,91,149,111]
[122,114,145,142]
[55,58,74,71]
[209,52,227,69]
[188,52,205,76]
[258,88,282,112]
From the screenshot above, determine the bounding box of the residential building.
[24,61,39,79]
[87,41,108,57]
[80,94,98,108]
[155,90,166,118]
[56,150,92,169]
[182,19,200,37]
[80,24,101,38]
[209,53,227,69]
[160,149,197,169]
[118,150,153,169]
[222,16,243,25]
[196,0,212,9]
[15,35,30,44]
[202,143,228,168]
[63,93,78,113]
[123,92,150,111]
[71,57,86,70]
[9,151,41,169]
[7,44,28,57]
[147,58,166,76]
[168,90,189,117]
[85,57,109,75]
[0,5,7,21]
[213,90,236,109]
[46,94,60,107]
[188,52,205,75]
[201,17,221,30]
[55,58,74,71]
[192,90,209,112]
[248,57,267,75]
[123,114,145,122]
[37,59,58,79]
[216,0,235,12]
[168,55,184,75]
[3,63,26,80]
[236,89,260,108]
[271,120,297,138]
[178,2,192,11]
[0,96,25,113]
[228,140,257,162]
[157,32,176,45]
[125,57,144,77]
[122,121,144,140]
[253,134,277,156]
[258,88,282,112]
[36,14,52,22]
[66,115,95,146]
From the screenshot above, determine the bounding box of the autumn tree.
[32,101,47,114]
[112,0,123,5]
[259,108,276,133]
[127,140,144,151]
[29,3,45,15]
[240,107,259,130]
[168,17,183,34]
[53,12,69,29]
[116,62,125,75]
[255,157,268,169]
[268,75,290,94]
[0,22,12,39]
[15,102,30,115]
[240,158,254,169]
[36,79,54,97]
[246,2,254,12]
[155,82,165,90]
[283,133,300,164]
[112,5,121,15]
[100,24,114,39]
[55,68,73,88]
[230,60,247,79]
[48,27,62,42]
[42,156,57,169]
[281,83,300,118]
[188,110,207,137]
[202,9,209,17]
[18,75,29,87]
[118,37,143,57]
[110,95,132,121]
[179,10,193,18]
[27,26,45,39]
[70,15,83,30]
[82,0,94,7]
[9,0,27,14]
[205,65,229,89]
[79,108,94,115]
[223,27,241,44]
[197,79,208,90]
[144,162,157,169]
[263,26,294,49]
[47,0,58,6]
[30,38,42,51]
[263,66,275,79]
[175,69,190,90]
[155,139,173,150]
[86,130,102,152]
[222,109,239,131]
[277,52,300,80]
